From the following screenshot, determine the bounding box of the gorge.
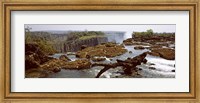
[25,30,175,78]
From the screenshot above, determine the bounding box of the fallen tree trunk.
[92,52,147,78]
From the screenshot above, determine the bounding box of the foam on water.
[145,55,175,72]
[48,45,175,78]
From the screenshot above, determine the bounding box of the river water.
[48,45,175,78]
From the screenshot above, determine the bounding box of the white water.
[48,45,175,78]
[146,55,175,72]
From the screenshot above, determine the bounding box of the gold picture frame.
[0,0,199,102]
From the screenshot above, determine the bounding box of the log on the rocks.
[92,52,147,78]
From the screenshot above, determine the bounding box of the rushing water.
[48,45,175,78]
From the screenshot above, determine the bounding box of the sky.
[25,24,176,38]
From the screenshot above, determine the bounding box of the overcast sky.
[25,24,175,32]
[25,24,175,38]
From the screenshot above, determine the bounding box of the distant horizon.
[28,30,175,33]
[25,24,176,38]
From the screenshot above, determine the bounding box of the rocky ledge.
[25,43,92,78]
[145,48,175,60]
[76,42,127,58]
[25,43,54,70]
[26,58,92,78]
[62,59,91,70]
[150,48,175,60]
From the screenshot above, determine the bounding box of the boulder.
[39,59,65,72]
[142,59,147,64]
[151,48,175,60]
[149,63,155,65]
[134,46,145,50]
[53,67,61,73]
[59,55,71,61]
[149,67,156,70]
[146,51,160,57]
[123,38,134,45]
[81,45,88,50]
[146,52,160,57]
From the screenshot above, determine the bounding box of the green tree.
[146,29,153,35]
[25,26,32,43]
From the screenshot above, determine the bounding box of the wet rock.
[146,51,160,57]
[75,54,80,58]
[123,38,135,45]
[53,67,61,73]
[149,67,156,70]
[171,70,175,72]
[151,48,175,60]
[59,55,71,61]
[81,45,88,50]
[142,59,147,64]
[136,67,143,71]
[149,63,155,65]
[92,52,147,78]
[124,68,133,75]
[129,51,132,53]
[91,57,106,62]
[63,59,91,70]
[134,46,145,50]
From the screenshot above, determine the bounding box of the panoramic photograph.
[25,24,175,78]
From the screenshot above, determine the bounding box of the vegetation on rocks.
[25,28,57,55]
[25,27,175,78]
[25,44,54,70]
[59,55,71,61]
[76,42,127,58]
[132,29,175,44]
[123,38,135,45]
[150,48,175,60]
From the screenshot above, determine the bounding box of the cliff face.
[53,36,108,52]
[27,31,126,53]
